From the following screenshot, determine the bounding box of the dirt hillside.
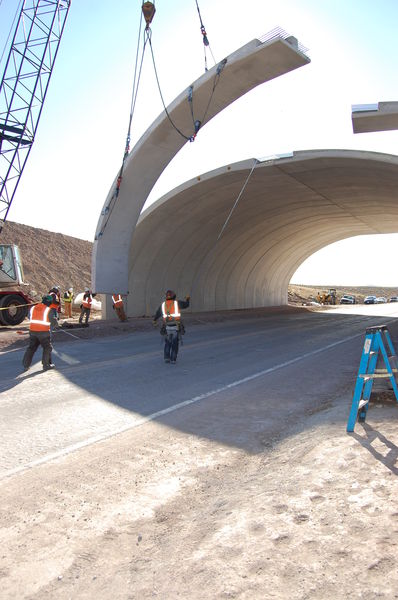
[1,220,93,301]
[1,220,397,305]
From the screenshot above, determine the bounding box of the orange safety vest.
[49,291,60,311]
[29,304,51,332]
[112,294,123,308]
[82,293,92,309]
[161,300,181,322]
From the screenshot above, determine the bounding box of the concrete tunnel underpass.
[91,34,398,319]
[102,149,398,318]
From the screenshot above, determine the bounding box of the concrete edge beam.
[352,101,398,133]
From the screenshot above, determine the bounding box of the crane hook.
[142,2,156,30]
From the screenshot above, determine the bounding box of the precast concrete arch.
[120,150,398,317]
[92,33,310,294]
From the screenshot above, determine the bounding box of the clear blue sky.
[1,0,398,285]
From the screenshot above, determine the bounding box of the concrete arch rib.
[124,150,398,317]
[92,35,310,294]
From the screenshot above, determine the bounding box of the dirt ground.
[1,383,398,598]
[2,307,398,598]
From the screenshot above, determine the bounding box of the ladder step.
[359,373,396,379]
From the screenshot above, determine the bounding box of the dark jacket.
[153,297,190,322]
[48,289,61,312]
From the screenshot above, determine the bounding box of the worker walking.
[22,295,58,372]
[153,290,190,364]
[63,287,74,318]
[79,287,95,326]
[112,294,127,322]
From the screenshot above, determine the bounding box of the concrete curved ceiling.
[92,34,310,294]
[123,150,398,316]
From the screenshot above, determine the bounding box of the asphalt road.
[2,304,398,479]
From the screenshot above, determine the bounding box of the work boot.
[43,363,55,371]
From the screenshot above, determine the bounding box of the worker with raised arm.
[22,295,58,372]
[152,290,190,364]
[48,285,61,314]
[112,293,127,322]
[79,287,96,326]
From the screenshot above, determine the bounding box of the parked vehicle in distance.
[375,297,387,304]
[364,295,377,304]
[389,296,398,303]
[340,294,356,304]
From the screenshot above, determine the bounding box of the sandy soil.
[1,220,92,302]
[1,387,398,599]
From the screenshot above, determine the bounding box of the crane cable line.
[216,159,259,244]
[147,36,192,142]
[126,8,145,157]
[148,37,227,143]
[97,6,150,238]
[145,0,222,142]
[97,0,227,238]
[194,0,216,72]
[189,158,259,301]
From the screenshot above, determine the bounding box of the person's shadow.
[350,422,398,475]
[0,369,44,395]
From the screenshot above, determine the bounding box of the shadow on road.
[3,309,398,454]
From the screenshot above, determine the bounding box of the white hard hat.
[84,287,90,292]
[69,287,73,292]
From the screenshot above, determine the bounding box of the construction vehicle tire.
[0,294,28,326]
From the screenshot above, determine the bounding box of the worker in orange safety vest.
[48,285,61,314]
[22,295,58,372]
[79,287,96,326]
[112,294,127,322]
[152,290,190,364]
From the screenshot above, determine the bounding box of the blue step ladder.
[347,325,398,432]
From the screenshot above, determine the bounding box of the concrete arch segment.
[352,101,398,133]
[124,150,398,317]
[92,35,310,294]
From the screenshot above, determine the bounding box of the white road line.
[52,349,81,365]
[1,331,362,480]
